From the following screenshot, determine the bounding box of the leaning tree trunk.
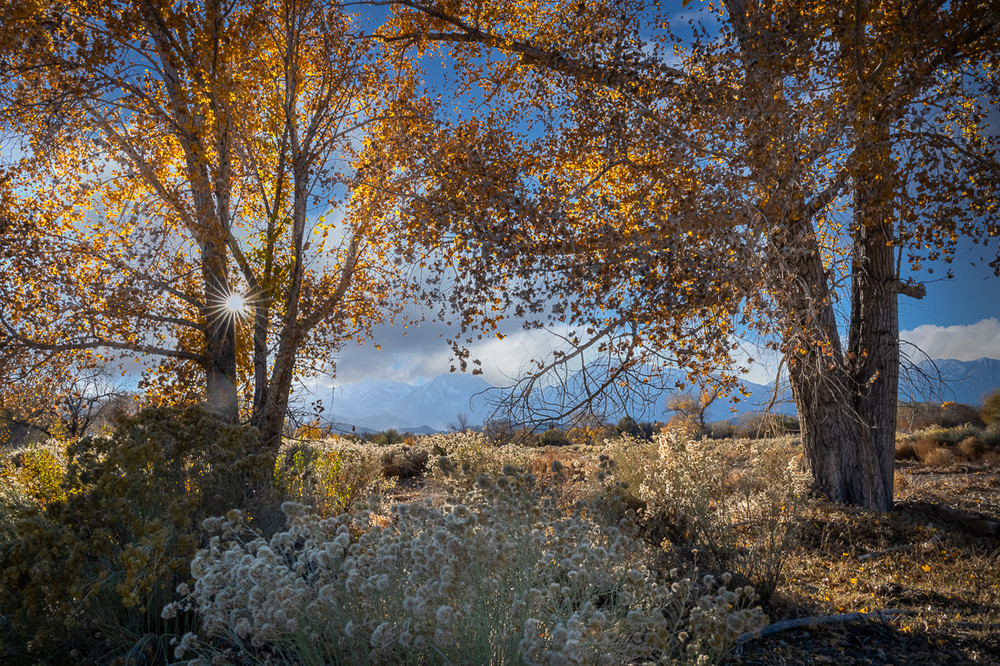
[252,159,311,451]
[254,332,301,451]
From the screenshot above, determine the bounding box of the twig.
[857,544,913,561]
[736,609,917,644]
[950,621,1000,630]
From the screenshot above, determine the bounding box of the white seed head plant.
[168,460,765,665]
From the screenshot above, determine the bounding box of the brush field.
[1,408,998,664]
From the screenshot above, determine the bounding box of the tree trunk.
[252,155,310,450]
[847,114,898,511]
[202,241,239,422]
[254,334,299,450]
[788,352,883,507]
[777,217,886,508]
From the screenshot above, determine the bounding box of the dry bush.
[981,451,1000,467]
[956,436,989,462]
[914,438,956,467]
[380,446,429,479]
[274,440,393,516]
[169,469,766,665]
[600,432,808,602]
[898,401,984,431]
[980,390,1000,426]
[527,449,565,476]
[895,439,919,461]
[526,449,590,490]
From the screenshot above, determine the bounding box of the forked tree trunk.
[788,354,884,508]
[778,218,887,508]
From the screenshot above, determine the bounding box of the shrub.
[0,441,67,507]
[895,439,919,461]
[601,432,808,601]
[706,420,737,440]
[615,416,652,440]
[380,445,429,479]
[273,439,396,516]
[424,431,533,486]
[0,406,271,664]
[956,436,989,462]
[736,413,800,439]
[167,467,765,665]
[981,390,1000,426]
[898,401,984,431]
[538,427,571,447]
[980,423,1000,448]
[275,445,346,516]
[913,438,956,467]
[372,428,405,446]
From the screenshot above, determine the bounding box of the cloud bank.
[331,318,573,387]
[901,318,1000,362]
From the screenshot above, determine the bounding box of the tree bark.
[777,217,884,508]
[847,110,898,511]
[202,241,239,421]
[254,333,299,450]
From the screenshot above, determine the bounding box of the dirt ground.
[728,462,1000,665]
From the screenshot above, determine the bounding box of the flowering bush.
[273,440,394,517]
[168,465,765,664]
[602,431,809,598]
[0,441,67,508]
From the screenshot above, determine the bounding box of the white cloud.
[331,319,578,387]
[900,318,1000,362]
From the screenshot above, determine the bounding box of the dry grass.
[734,463,1000,664]
[913,438,955,467]
[895,439,919,461]
[957,436,990,462]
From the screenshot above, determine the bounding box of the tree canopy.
[377,0,1000,508]
[0,0,423,446]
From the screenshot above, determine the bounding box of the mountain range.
[320,374,495,433]
[319,357,1000,433]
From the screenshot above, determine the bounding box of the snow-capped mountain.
[906,357,1000,406]
[319,358,999,433]
[322,374,493,432]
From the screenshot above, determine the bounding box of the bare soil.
[728,462,1000,665]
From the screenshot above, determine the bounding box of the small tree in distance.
[666,384,720,439]
[981,391,1000,427]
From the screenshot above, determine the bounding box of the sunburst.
[208,287,255,326]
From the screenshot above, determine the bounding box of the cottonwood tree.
[0,0,420,447]
[377,0,999,509]
[666,383,720,436]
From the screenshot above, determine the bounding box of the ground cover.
[1,412,998,664]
